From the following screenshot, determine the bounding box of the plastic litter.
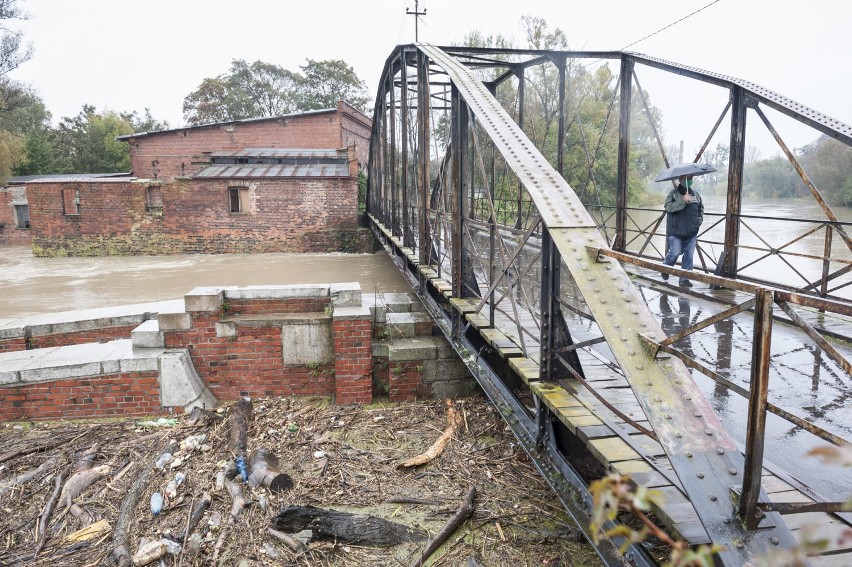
[165,480,177,499]
[154,452,172,470]
[137,418,178,428]
[150,492,163,515]
[235,455,248,482]
[180,433,207,452]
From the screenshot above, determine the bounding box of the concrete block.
[332,306,371,320]
[119,355,160,373]
[386,312,433,338]
[184,287,224,312]
[282,317,333,365]
[0,369,20,385]
[0,325,25,340]
[380,292,414,313]
[131,320,164,348]
[224,284,330,300]
[215,321,237,339]
[20,362,103,384]
[421,358,472,384]
[159,351,217,411]
[435,337,457,360]
[330,283,362,307]
[429,379,481,399]
[372,342,389,358]
[158,312,191,331]
[387,337,439,362]
[101,359,120,374]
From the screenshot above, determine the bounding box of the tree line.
[0,1,370,183]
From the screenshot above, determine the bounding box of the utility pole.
[406,0,426,42]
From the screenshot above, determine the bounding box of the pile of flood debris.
[0,396,600,566]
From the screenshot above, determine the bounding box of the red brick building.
[13,101,375,256]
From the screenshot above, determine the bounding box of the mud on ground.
[0,396,603,566]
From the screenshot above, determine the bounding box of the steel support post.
[389,68,399,239]
[516,66,525,230]
[739,288,773,530]
[614,56,634,251]
[722,86,747,278]
[400,50,410,246]
[417,50,431,265]
[450,85,466,297]
[821,226,833,299]
[540,227,557,381]
[556,55,566,176]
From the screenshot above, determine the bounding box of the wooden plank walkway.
[374,216,852,563]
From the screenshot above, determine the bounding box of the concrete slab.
[158,312,191,331]
[333,306,371,320]
[387,337,441,361]
[160,351,217,410]
[386,312,433,338]
[281,316,333,365]
[131,320,164,348]
[224,285,330,300]
[330,283,362,307]
[0,300,182,340]
[184,287,225,312]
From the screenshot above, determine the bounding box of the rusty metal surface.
[630,52,852,146]
[192,163,350,179]
[208,148,345,159]
[415,43,801,563]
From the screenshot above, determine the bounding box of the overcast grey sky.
[9,0,851,157]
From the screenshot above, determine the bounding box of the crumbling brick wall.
[0,186,31,245]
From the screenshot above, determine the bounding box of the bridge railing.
[367,44,851,563]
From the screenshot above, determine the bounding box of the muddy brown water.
[0,246,413,318]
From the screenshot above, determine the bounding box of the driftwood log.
[59,464,111,508]
[104,440,175,567]
[267,528,307,553]
[248,448,292,494]
[33,472,65,558]
[408,484,476,567]
[226,480,246,522]
[173,492,211,544]
[0,458,57,497]
[398,400,462,468]
[271,505,426,547]
[228,399,253,455]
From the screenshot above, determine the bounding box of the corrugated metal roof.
[193,163,350,179]
[20,176,138,184]
[116,108,337,140]
[8,173,132,183]
[208,148,346,159]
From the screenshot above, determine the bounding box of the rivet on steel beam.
[635,364,644,370]
[736,543,745,550]
[705,430,714,436]
[710,495,718,502]
[697,472,704,479]
[694,411,702,417]
[675,432,682,438]
[686,451,693,457]
[665,414,672,420]
[716,447,725,455]
[600,298,607,304]
[655,397,662,402]
[729,468,738,476]
[770,537,780,545]
[684,396,692,401]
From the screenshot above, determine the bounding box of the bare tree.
[0,0,33,112]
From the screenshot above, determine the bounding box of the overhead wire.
[620,0,721,51]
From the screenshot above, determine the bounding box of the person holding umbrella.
[654,163,716,287]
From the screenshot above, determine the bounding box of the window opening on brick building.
[13,204,29,229]
[62,189,80,215]
[229,187,250,213]
[146,186,163,212]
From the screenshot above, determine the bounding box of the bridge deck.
[375,214,852,565]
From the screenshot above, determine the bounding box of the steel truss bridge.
[366,44,852,566]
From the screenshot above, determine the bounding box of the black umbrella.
[653,162,717,182]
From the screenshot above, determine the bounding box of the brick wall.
[27,176,376,256]
[333,317,372,404]
[0,186,31,245]
[0,325,138,353]
[162,295,366,403]
[0,371,162,422]
[126,102,372,181]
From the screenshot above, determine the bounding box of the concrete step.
[373,336,477,400]
[384,311,434,338]
[362,292,425,323]
[131,319,163,348]
[0,339,216,413]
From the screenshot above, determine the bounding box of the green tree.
[296,59,369,111]
[182,58,368,126]
[0,0,32,112]
[54,105,134,173]
[122,108,169,134]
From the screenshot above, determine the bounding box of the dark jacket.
[664,185,704,237]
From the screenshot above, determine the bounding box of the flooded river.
[0,247,412,318]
